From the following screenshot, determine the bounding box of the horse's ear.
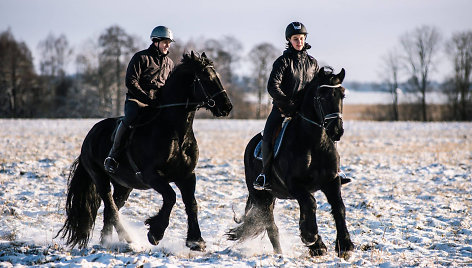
[318,67,325,78]
[191,51,196,59]
[338,68,346,82]
[202,52,207,58]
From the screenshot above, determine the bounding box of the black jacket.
[267,45,319,114]
[125,44,174,104]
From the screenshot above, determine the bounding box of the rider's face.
[158,39,172,54]
[290,34,306,51]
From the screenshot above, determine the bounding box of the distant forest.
[1,25,471,121]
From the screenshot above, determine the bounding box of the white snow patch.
[0,119,471,267]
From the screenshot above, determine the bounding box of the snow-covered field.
[0,119,471,267]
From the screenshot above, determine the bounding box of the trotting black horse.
[227,67,354,258]
[56,52,232,250]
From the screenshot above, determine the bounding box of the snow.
[0,119,471,267]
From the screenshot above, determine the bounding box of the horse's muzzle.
[328,119,344,141]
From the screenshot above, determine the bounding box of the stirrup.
[104,157,119,173]
[338,171,352,185]
[253,173,268,191]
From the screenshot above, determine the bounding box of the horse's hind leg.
[175,173,206,251]
[265,199,282,254]
[112,182,132,210]
[111,182,133,242]
[294,190,327,256]
[321,178,354,258]
[89,170,132,245]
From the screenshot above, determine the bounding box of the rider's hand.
[149,98,159,107]
[281,100,297,117]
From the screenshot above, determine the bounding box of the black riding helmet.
[285,22,308,41]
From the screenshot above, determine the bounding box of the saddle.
[254,118,291,161]
[253,118,352,185]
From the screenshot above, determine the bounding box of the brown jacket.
[125,44,174,105]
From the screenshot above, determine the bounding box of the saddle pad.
[254,118,291,160]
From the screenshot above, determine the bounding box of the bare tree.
[248,42,278,119]
[445,30,472,120]
[381,48,402,120]
[38,33,72,77]
[0,29,39,117]
[400,25,442,121]
[98,25,139,116]
[201,36,243,85]
[37,33,73,113]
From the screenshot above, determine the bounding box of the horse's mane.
[306,65,334,90]
[174,52,214,74]
[319,66,334,76]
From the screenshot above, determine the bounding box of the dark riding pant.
[123,99,140,127]
[263,106,284,143]
[104,99,143,173]
[254,106,284,190]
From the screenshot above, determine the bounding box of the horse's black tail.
[56,157,101,249]
[226,193,273,242]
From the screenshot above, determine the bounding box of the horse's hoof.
[118,232,133,244]
[147,232,161,246]
[338,250,352,260]
[309,247,327,257]
[336,239,354,260]
[186,239,206,251]
[308,240,328,257]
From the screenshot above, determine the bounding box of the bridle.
[155,65,226,110]
[299,83,343,129]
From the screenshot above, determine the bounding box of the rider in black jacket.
[104,26,175,174]
[254,22,319,191]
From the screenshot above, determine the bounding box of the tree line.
[380,25,471,121]
[0,25,471,120]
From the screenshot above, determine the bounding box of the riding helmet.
[285,22,308,41]
[150,26,174,42]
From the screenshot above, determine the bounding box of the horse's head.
[181,51,233,117]
[303,67,345,141]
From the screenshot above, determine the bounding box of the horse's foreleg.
[294,190,327,256]
[321,178,354,258]
[145,178,176,246]
[175,173,206,251]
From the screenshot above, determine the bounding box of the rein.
[155,71,225,110]
[130,69,225,128]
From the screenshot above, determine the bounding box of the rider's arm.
[267,56,289,109]
[125,54,153,104]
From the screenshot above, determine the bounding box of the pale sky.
[1,0,471,82]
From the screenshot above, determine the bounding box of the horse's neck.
[296,92,325,143]
[153,76,195,131]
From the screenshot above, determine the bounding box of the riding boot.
[253,139,273,191]
[104,121,128,173]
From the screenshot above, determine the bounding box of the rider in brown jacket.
[104,26,175,173]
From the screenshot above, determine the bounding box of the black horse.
[56,52,232,251]
[227,67,354,258]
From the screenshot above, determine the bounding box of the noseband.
[299,83,343,129]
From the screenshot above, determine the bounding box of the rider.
[104,25,175,173]
[253,22,319,191]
